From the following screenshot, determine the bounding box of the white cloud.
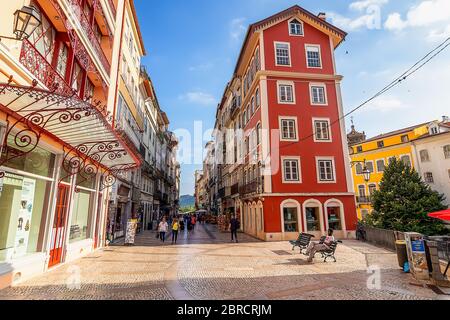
[328,11,381,31]
[230,18,247,41]
[350,0,389,11]
[385,0,450,31]
[179,91,216,106]
[365,96,407,112]
[427,24,450,42]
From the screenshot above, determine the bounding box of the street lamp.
[362,165,371,183]
[13,6,41,40]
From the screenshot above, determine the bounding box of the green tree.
[366,158,448,235]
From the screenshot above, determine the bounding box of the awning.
[428,210,450,222]
[0,82,141,188]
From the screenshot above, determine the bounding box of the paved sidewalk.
[0,224,448,300]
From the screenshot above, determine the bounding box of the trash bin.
[396,240,408,269]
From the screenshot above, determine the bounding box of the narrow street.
[0,224,446,300]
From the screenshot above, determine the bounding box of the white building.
[411,118,450,206]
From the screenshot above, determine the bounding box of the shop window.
[283,206,298,232]
[69,190,93,243]
[327,207,342,231]
[0,142,55,261]
[305,207,320,231]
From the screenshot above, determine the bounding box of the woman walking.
[171,218,180,244]
[158,217,169,243]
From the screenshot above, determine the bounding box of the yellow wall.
[349,126,429,219]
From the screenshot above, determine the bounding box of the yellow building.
[348,122,432,220]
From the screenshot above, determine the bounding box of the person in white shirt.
[305,229,335,263]
[158,217,169,243]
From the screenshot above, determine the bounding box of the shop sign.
[124,219,138,245]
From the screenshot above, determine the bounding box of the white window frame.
[376,159,385,173]
[288,18,304,36]
[279,116,299,142]
[305,44,322,69]
[274,41,291,67]
[282,156,302,184]
[277,80,295,104]
[312,117,332,142]
[316,157,337,184]
[309,83,328,106]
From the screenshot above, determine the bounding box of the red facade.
[233,6,357,240]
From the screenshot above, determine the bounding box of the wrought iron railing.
[107,0,117,19]
[239,181,259,195]
[356,196,372,204]
[231,183,239,195]
[68,0,111,74]
[19,39,74,97]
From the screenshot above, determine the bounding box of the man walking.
[230,214,240,243]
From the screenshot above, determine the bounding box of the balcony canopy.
[0,82,141,187]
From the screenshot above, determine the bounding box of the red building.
[213,5,357,240]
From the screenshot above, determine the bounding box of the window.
[424,172,434,183]
[317,159,335,182]
[310,85,327,105]
[444,145,450,159]
[401,135,409,143]
[283,159,300,182]
[283,207,298,232]
[255,88,260,106]
[368,184,377,195]
[358,185,366,197]
[289,19,304,36]
[377,141,385,148]
[256,123,261,145]
[56,44,68,78]
[327,206,342,231]
[366,161,374,173]
[278,84,294,103]
[420,150,430,162]
[306,45,321,68]
[69,190,93,243]
[355,163,363,175]
[251,96,255,114]
[314,119,331,141]
[280,119,297,140]
[305,207,320,231]
[71,61,84,96]
[401,155,411,167]
[376,159,385,172]
[275,42,290,66]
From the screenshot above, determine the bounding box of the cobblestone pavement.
[1,224,448,300]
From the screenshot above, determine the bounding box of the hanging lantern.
[13,6,41,40]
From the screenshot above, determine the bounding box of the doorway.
[48,184,70,268]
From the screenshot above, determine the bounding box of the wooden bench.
[289,233,315,254]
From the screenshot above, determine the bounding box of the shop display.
[14,177,36,257]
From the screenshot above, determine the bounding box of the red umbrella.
[428,210,450,221]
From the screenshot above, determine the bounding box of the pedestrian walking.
[191,215,197,232]
[230,214,240,243]
[171,218,180,244]
[158,217,169,243]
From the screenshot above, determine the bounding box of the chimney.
[318,12,326,21]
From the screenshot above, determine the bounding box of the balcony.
[19,39,73,97]
[239,181,258,196]
[154,191,162,201]
[225,186,231,197]
[67,0,111,75]
[356,196,372,204]
[218,187,225,198]
[231,183,239,196]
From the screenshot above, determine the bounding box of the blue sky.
[135,0,450,195]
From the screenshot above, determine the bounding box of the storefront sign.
[125,219,138,245]
[14,177,36,257]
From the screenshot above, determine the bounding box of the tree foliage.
[365,158,448,235]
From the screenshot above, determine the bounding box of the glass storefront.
[0,144,55,262]
[327,207,342,231]
[283,207,298,232]
[69,175,95,243]
[306,207,321,231]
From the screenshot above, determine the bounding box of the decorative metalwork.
[0,83,141,184]
[67,0,111,74]
[19,39,74,97]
